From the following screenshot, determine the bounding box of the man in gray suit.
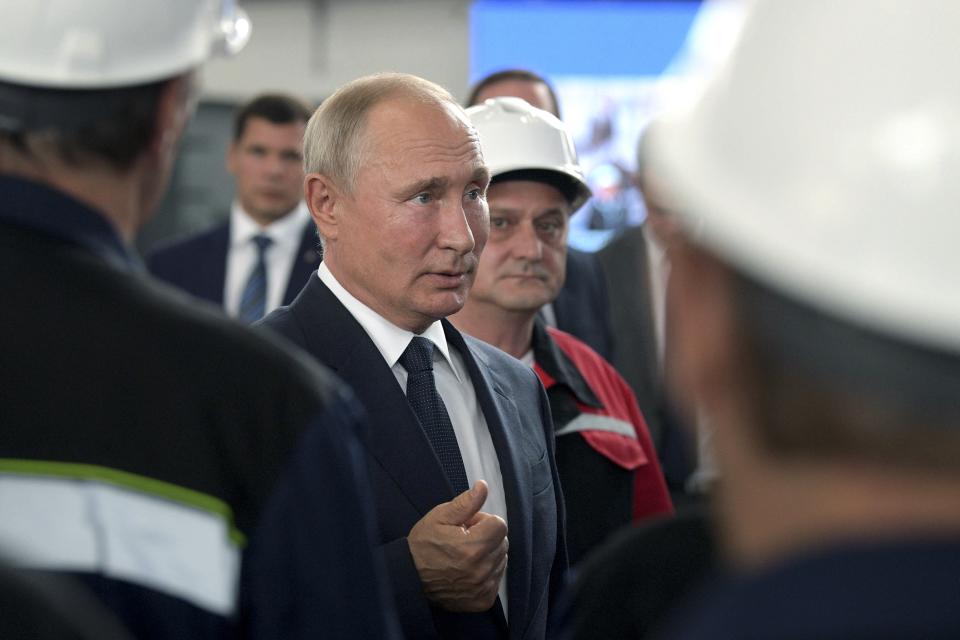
[260,72,567,640]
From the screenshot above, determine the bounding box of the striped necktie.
[238,234,273,323]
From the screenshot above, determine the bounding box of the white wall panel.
[201,0,472,103]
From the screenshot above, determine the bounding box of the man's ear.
[305,173,342,242]
[150,74,194,162]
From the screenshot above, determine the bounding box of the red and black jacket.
[532,320,672,563]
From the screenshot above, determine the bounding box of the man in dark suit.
[148,93,319,321]
[0,3,397,638]
[260,72,567,640]
[467,69,614,360]
[597,140,711,506]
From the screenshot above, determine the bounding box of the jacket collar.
[532,318,602,408]
[0,175,140,270]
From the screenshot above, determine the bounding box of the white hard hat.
[467,97,592,210]
[646,0,960,354]
[0,0,251,89]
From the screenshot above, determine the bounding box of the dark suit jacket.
[259,275,568,640]
[552,248,614,362]
[146,216,320,308]
[596,227,661,442]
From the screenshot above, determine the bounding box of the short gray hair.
[303,72,461,192]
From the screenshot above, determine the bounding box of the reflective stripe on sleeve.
[0,461,242,616]
[554,413,637,439]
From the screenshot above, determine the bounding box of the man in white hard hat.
[467,71,702,501]
[0,2,397,638]
[148,93,321,321]
[467,70,616,364]
[259,73,567,640]
[640,1,960,637]
[451,97,672,565]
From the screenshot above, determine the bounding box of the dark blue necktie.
[399,337,470,495]
[238,234,273,323]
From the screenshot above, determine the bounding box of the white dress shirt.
[644,226,670,372]
[318,262,510,617]
[223,202,311,318]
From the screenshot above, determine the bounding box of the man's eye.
[465,189,482,201]
[490,218,508,229]
[537,220,564,238]
[412,193,433,204]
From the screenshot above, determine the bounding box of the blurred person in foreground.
[259,72,566,640]
[451,97,672,565]
[467,69,615,363]
[0,2,396,638]
[643,1,960,637]
[149,93,320,321]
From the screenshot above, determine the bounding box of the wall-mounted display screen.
[470,0,703,249]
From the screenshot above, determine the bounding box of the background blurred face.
[639,167,686,247]
[227,116,306,226]
[323,97,490,333]
[468,180,569,314]
[473,79,558,116]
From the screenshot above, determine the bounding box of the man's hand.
[408,480,508,612]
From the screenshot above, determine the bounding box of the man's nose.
[511,222,543,261]
[263,153,284,177]
[438,200,476,254]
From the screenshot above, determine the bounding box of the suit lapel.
[198,220,230,304]
[292,276,456,516]
[445,324,532,637]
[282,222,321,305]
